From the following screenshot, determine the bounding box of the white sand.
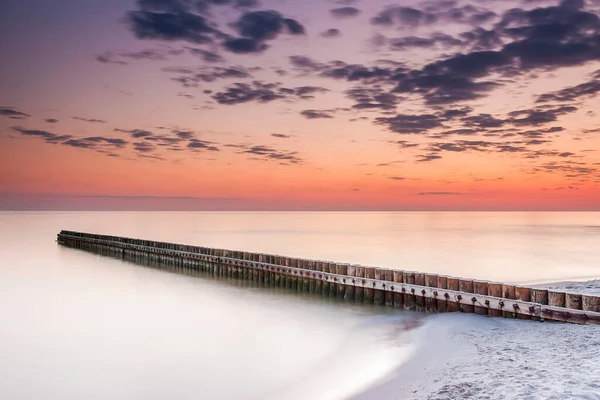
[351,280,600,400]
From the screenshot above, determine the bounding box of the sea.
[1,211,599,400]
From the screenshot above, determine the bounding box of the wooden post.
[515,286,532,320]
[384,269,394,307]
[346,265,356,301]
[352,266,363,302]
[458,279,474,313]
[414,273,426,311]
[373,268,384,305]
[290,258,298,290]
[393,270,404,308]
[257,254,264,285]
[308,260,317,293]
[425,274,439,312]
[445,276,460,312]
[364,267,375,304]
[531,288,549,321]
[566,293,583,310]
[548,290,566,308]
[437,275,448,313]
[272,255,280,287]
[473,280,489,316]
[502,284,516,318]
[326,262,336,298]
[488,282,503,317]
[336,263,348,299]
[404,271,416,310]
[321,261,330,296]
[315,261,323,295]
[583,295,600,313]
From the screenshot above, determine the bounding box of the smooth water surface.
[1,212,600,399]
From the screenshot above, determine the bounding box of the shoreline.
[350,279,600,400]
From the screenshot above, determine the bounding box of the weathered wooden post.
[364,267,375,304]
[373,268,384,305]
[384,269,394,307]
[437,275,448,313]
[488,282,503,317]
[425,273,439,312]
[583,295,600,313]
[414,273,426,311]
[473,280,489,316]
[531,288,549,321]
[566,292,583,311]
[404,271,416,310]
[346,264,356,301]
[502,284,517,318]
[446,276,460,312]
[458,278,475,313]
[312,261,321,294]
[336,263,348,299]
[515,286,532,320]
[393,270,404,308]
[354,265,365,302]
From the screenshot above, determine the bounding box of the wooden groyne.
[57,230,600,325]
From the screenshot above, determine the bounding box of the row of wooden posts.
[57,230,600,324]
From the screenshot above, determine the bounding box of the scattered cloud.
[0,107,30,119]
[212,81,328,105]
[72,117,106,123]
[330,7,361,18]
[321,28,341,38]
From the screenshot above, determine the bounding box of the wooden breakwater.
[57,230,600,325]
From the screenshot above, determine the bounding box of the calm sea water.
[1,211,599,399]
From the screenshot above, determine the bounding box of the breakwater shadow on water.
[60,241,428,321]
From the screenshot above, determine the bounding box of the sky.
[1,0,600,210]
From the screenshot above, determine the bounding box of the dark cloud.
[531,161,598,179]
[72,117,107,123]
[126,9,220,44]
[163,65,255,87]
[187,138,219,151]
[346,86,401,111]
[390,140,420,148]
[417,154,443,162]
[239,145,303,164]
[0,107,30,119]
[321,28,342,38]
[115,128,155,138]
[330,7,361,18]
[223,37,268,53]
[45,118,59,123]
[374,114,444,134]
[194,0,261,14]
[12,126,128,154]
[271,133,291,138]
[62,137,128,149]
[186,47,225,62]
[224,10,305,53]
[371,6,437,27]
[387,33,463,50]
[537,75,600,103]
[300,110,334,119]
[133,141,155,153]
[508,106,577,126]
[12,127,72,144]
[389,176,406,180]
[212,81,328,105]
[96,48,185,65]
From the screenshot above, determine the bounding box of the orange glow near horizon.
[1,0,600,210]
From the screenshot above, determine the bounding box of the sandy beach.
[352,280,600,400]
